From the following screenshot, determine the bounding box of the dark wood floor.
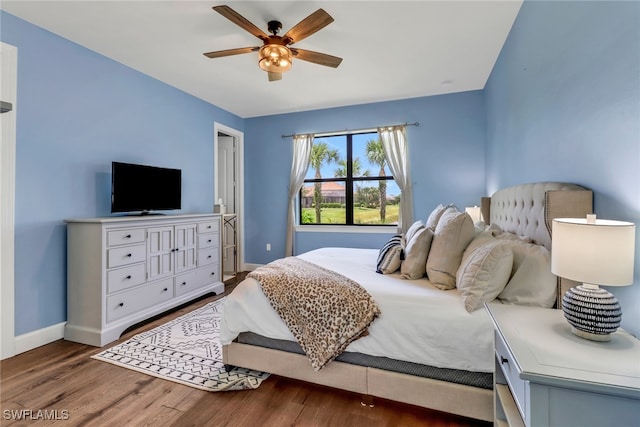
[1,275,491,427]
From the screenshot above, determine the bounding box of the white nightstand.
[486,303,640,427]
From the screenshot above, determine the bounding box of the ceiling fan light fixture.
[259,44,292,73]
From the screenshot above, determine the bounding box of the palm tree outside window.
[299,132,400,225]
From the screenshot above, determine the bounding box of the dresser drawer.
[198,247,219,266]
[106,278,173,323]
[197,233,218,249]
[495,330,526,420]
[107,228,145,247]
[175,265,219,297]
[107,244,146,268]
[197,220,219,234]
[107,263,146,293]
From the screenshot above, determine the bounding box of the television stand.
[64,213,224,346]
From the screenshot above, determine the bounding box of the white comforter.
[220,247,494,373]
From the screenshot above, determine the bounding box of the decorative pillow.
[426,204,455,229]
[493,230,534,243]
[497,240,557,307]
[376,235,404,274]
[400,227,434,279]
[486,224,534,243]
[456,241,514,312]
[426,210,475,289]
[404,220,425,243]
[462,231,497,263]
[486,223,503,234]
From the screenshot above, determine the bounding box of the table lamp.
[465,206,482,224]
[551,215,636,341]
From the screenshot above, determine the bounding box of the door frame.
[1,42,17,359]
[213,122,244,272]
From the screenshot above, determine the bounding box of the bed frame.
[223,182,593,422]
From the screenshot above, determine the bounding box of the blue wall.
[1,12,243,335]
[244,92,486,264]
[485,0,640,336]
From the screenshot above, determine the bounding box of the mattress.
[236,332,493,389]
[220,247,495,373]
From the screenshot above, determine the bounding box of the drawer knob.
[125,234,131,238]
[163,288,168,292]
[207,255,212,259]
[181,281,187,286]
[207,225,211,229]
[118,302,124,307]
[500,356,509,365]
[126,253,132,257]
[208,239,212,243]
[210,272,215,276]
[126,275,132,280]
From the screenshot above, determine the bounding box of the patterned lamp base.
[562,284,622,342]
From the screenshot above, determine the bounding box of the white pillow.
[498,240,557,307]
[461,231,497,264]
[456,241,513,312]
[426,204,455,229]
[426,210,475,289]
[400,227,434,279]
[404,220,425,243]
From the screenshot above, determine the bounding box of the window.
[300,131,400,225]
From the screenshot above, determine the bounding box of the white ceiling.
[1,0,523,118]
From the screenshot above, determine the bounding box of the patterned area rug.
[92,298,269,391]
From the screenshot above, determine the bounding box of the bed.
[220,182,593,421]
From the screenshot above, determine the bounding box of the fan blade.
[283,9,334,44]
[291,48,342,68]
[203,47,258,59]
[213,5,269,41]
[268,72,282,82]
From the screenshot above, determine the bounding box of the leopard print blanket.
[247,257,381,371]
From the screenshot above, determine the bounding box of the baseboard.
[243,263,263,271]
[15,322,65,355]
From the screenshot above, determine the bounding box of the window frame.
[298,131,398,227]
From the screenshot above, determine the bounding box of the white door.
[214,123,244,276]
[218,134,236,276]
[217,135,235,214]
[1,42,17,359]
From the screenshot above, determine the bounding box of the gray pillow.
[400,227,434,279]
[426,210,475,289]
[498,240,557,308]
[456,241,513,312]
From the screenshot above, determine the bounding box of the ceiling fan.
[203,5,343,81]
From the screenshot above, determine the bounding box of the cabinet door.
[175,224,197,273]
[147,226,174,280]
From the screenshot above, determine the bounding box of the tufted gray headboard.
[482,182,593,250]
[480,182,594,308]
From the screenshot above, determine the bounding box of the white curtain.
[286,133,314,256]
[378,125,413,234]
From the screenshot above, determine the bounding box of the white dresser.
[65,214,224,346]
[486,303,640,427]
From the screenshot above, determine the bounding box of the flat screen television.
[111,162,181,214]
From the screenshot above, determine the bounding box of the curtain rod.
[280,122,419,139]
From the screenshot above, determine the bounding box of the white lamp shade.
[551,217,636,286]
[465,206,482,223]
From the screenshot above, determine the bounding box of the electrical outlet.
[266,243,271,251]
